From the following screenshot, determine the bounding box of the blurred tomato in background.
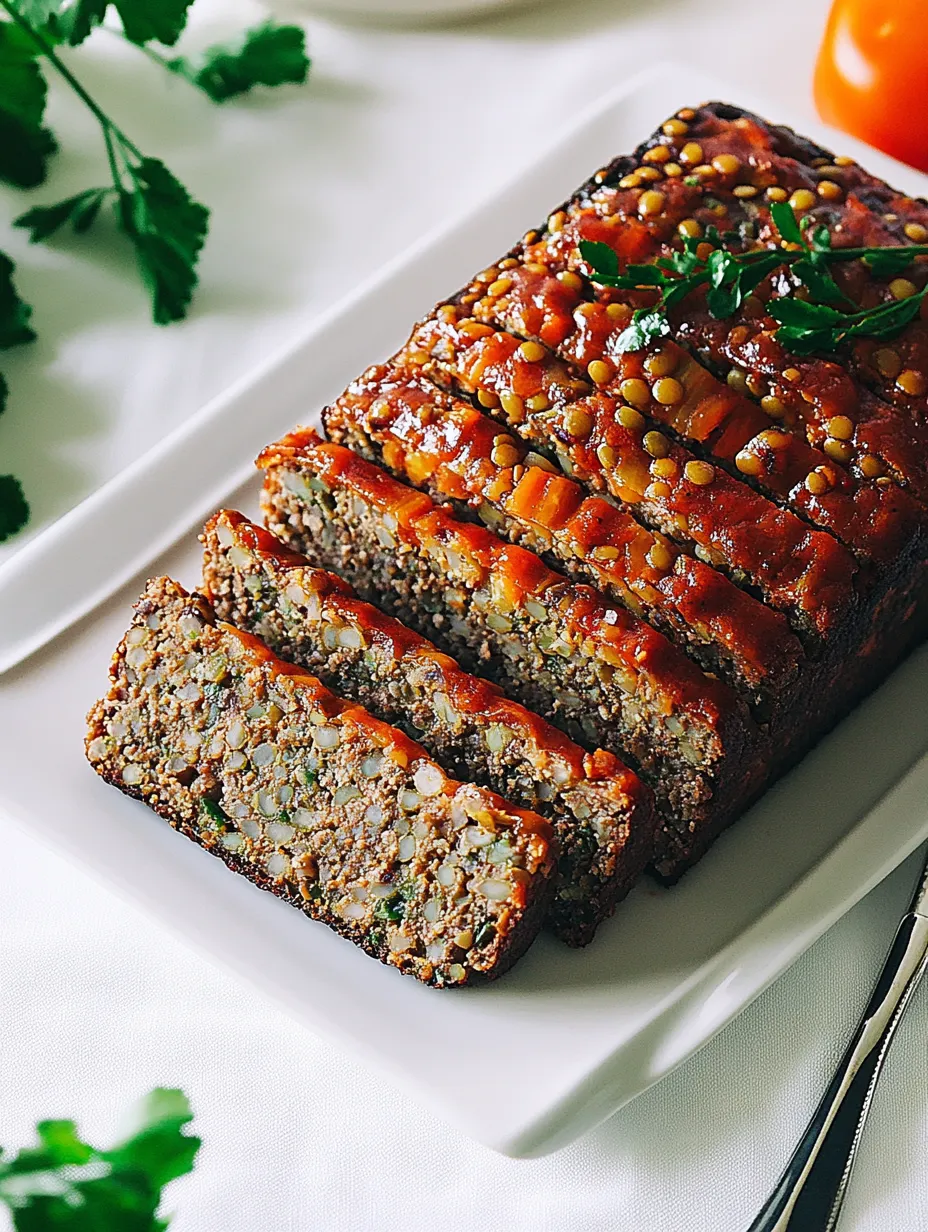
[815,0,928,172]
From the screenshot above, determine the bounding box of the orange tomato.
[814,0,928,172]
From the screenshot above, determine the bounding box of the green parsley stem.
[818,244,928,263]
[102,25,175,74]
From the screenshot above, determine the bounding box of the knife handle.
[748,910,928,1232]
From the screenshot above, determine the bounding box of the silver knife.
[748,843,928,1232]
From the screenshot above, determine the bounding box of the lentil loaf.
[86,102,928,980]
[200,508,656,945]
[85,576,556,986]
[289,103,928,878]
[257,431,756,879]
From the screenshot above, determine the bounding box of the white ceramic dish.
[2,65,928,1157]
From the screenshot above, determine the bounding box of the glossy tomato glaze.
[216,608,552,844]
[205,508,646,798]
[423,263,921,576]
[679,105,928,429]
[400,310,869,624]
[511,103,928,506]
[255,430,742,738]
[401,306,920,575]
[320,364,806,697]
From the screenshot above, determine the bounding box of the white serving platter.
[2,64,928,1157]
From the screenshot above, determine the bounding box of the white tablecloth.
[2,1,927,1227]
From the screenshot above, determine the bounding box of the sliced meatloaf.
[257,431,756,879]
[200,508,656,945]
[85,576,556,985]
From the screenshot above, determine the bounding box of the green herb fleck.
[199,797,229,831]
[373,883,412,924]
[373,893,404,923]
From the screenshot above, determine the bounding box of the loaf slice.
[257,431,756,879]
[85,576,556,985]
[396,313,869,623]
[200,509,656,945]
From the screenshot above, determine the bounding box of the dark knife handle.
[748,910,928,1232]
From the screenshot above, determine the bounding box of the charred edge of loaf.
[256,444,759,876]
[201,510,656,946]
[85,576,555,985]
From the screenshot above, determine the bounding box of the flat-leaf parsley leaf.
[0,19,56,188]
[0,474,29,542]
[61,0,195,48]
[168,20,309,103]
[0,1087,201,1229]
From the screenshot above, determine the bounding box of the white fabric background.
[1,0,927,1228]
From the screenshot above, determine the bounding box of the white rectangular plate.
[2,64,928,1158]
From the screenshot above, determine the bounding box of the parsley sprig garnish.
[579,199,928,357]
[0,1087,201,1230]
[0,0,309,540]
[7,17,212,327]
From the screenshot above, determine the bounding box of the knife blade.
[749,843,928,1232]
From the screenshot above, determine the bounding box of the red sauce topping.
[521,106,928,508]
